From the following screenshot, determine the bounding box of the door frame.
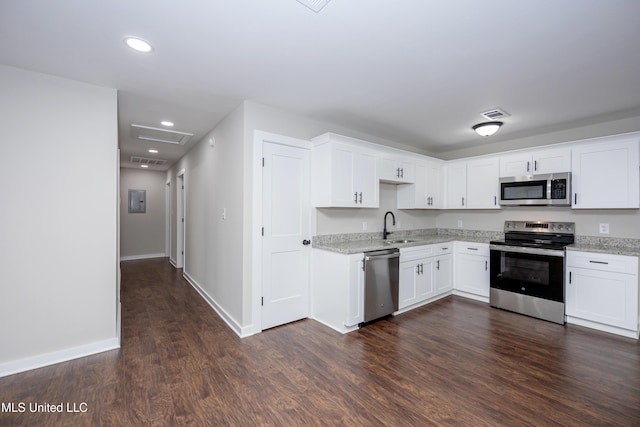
[177,169,186,269]
[165,179,171,258]
[250,131,315,335]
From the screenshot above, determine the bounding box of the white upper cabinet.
[571,135,640,209]
[444,158,500,209]
[444,161,467,209]
[397,158,442,209]
[499,147,571,177]
[379,152,415,184]
[311,134,379,208]
[466,157,500,209]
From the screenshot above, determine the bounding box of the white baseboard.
[169,257,177,268]
[182,271,256,338]
[120,253,166,261]
[0,338,120,378]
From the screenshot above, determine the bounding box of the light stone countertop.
[313,229,640,257]
[312,229,500,254]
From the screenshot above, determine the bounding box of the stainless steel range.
[489,221,575,324]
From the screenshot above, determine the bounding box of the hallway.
[1,258,639,426]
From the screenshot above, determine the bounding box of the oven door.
[489,245,565,302]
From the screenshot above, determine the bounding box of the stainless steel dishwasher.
[361,248,400,325]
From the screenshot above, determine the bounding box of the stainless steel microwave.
[499,172,571,206]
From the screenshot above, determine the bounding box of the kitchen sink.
[383,239,416,244]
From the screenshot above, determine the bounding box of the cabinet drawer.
[456,242,489,256]
[434,243,453,255]
[567,251,638,275]
[400,245,434,262]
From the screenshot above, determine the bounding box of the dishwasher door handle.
[365,253,400,261]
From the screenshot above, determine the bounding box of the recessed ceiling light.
[124,36,153,53]
[140,164,149,168]
[148,149,159,154]
[160,121,174,127]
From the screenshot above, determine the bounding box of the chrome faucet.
[383,211,396,240]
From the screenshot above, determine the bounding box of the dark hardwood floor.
[1,258,639,426]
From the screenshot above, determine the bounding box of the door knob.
[302,239,311,246]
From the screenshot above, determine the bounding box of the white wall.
[316,184,437,235]
[0,65,118,375]
[166,104,246,332]
[120,168,166,259]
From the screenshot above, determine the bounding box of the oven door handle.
[489,244,565,257]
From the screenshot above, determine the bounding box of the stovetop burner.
[491,220,575,250]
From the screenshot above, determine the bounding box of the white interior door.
[262,142,310,330]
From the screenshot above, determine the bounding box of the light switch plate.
[457,220,463,228]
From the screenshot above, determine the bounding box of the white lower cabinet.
[453,242,490,302]
[566,251,639,338]
[398,244,453,310]
[311,250,364,333]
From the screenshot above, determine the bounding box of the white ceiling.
[2,0,639,171]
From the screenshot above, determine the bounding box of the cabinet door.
[445,162,467,209]
[379,154,414,183]
[417,258,435,301]
[399,260,420,309]
[331,144,357,206]
[500,152,532,177]
[355,149,379,207]
[466,157,500,209]
[425,161,441,208]
[434,254,453,295]
[346,255,365,326]
[572,138,640,208]
[455,253,490,297]
[566,267,638,330]
[532,147,571,174]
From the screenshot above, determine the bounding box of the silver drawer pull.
[589,260,609,265]
[467,247,478,251]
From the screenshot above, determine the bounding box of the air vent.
[296,0,331,12]
[130,156,167,166]
[480,108,510,121]
[130,124,193,145]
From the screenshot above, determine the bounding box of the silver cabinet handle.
[436,260,440,270]
[527,161,530,172]
[569,271,572,284]
[400,168,404,178]
[467,247,478,251]
[396,167,401,178]
[589,260,609,265]
[534,160,538,171]
[574,193,577,205]
[359,192,362,203]
[416,264,420,274]
[485,260,488,271]
[462,196,465,206]
[354,192,358,203]
[494,196,497,206]
[420,263,423,274]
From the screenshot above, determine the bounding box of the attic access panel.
[130,124,193,145]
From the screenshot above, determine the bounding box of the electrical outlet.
[599,223,610,234]
[362,221,367,231]
[221,208,226,220]
[457,220,463,228]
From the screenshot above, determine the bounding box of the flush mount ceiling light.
[473,121,503,137]
[148,149,159,153]
[296,0,331,12]
[160,121,174,127]
[124,36,153,53]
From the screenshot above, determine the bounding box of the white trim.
[251,130,313,336]
[165,179,171,257]
[169,257,177,268]
[0,338,120,378]
[182,271,255,338]
[120,253,167,261]
[176,169,186,269]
